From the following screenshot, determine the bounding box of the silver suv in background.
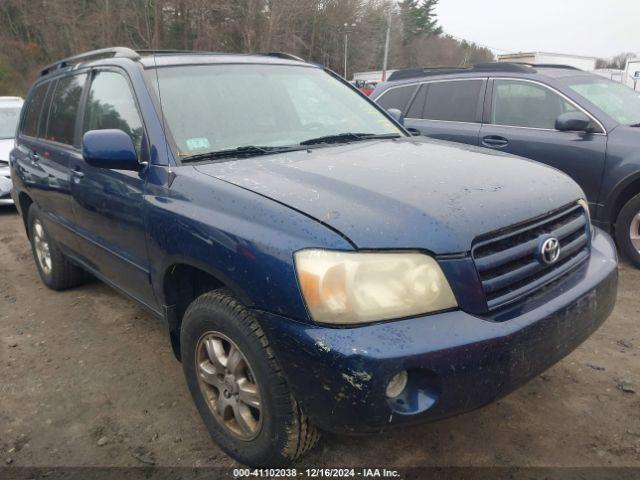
[0,96,24,205]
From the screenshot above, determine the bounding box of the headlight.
[294,250,457,325]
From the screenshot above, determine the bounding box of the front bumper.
[259,228,618,434]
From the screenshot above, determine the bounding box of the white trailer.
[497,52,597,71]
[624,57,640,90]
[352,70,397,83]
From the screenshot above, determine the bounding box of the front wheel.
[616,193,640,268]
[180,289,319,466]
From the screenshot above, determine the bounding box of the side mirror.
[82,129,139,171]
[555,112,593,133]
[386,108,405,126]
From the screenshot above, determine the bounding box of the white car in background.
[0,96,23,205]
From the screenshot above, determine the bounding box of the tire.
[616,192,640,268]
[27,204,86,290]
[180,289,319,467]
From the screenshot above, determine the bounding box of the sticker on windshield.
[186,137,211,151]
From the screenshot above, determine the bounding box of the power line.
[444,33,513,54]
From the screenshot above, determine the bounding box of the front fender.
[144,166,353,322]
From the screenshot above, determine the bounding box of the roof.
[39,47,311,77]
[383,62,594,85]
[532,67,594,79]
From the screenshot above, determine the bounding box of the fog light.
[385,370,408,398]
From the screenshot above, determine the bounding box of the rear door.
[479,78,607,203]
[13,82,51,203]
[404,78,486,146]
[70,68,155,307]
[14,74,87,250]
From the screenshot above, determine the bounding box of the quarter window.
[422,80,483,123]
[83,71,144,156]
[376,85,417,112]
[492,80,577,129]
[45,74,87,146]
[22,83,49,138]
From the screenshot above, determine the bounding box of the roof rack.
[40,47,140,77]
[387,62,544,82]
[39,48,307,77]
[136,49,220,56]
[258,52,306,62]
[387,67,471,81]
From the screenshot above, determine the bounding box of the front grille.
[472,203,590,311]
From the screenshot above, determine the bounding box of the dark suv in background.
[372,63,640,267]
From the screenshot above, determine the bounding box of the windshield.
[148,64,403,158]
[0,107,21,139]
[567,79,640,125]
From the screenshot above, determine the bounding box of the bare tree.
[0,0,495,95]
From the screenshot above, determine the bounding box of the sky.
[435,0,640,59]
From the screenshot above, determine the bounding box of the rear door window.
[491,80,578,129]
[21,83,50,138]
[376,85,417,113]
[422,80,484,123]
[45,73,87,146]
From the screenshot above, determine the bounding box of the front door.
[70,68,155,308]
[479,79,607,205]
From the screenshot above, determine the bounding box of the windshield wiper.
[300,132,401,146]
[181,145,303,163]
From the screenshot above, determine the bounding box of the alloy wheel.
[631,212,640,254]
[195,331,262,440]
[33,219,52,275]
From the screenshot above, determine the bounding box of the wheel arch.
[606,173,640,230]
[18,191,34,237]
[160,260,254,361]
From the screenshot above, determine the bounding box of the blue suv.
[372,63,640,268]
[11,49,618,466]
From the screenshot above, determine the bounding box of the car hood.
[194,137,583,254]
[0,138,13,164]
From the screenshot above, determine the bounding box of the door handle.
[482,135,509,148]
[71,168,85,180]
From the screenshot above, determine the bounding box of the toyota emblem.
[540,237,561,265]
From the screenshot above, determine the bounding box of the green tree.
[399,0,442,44]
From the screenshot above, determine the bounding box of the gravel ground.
[1,206,639,470]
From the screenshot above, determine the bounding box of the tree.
[399,0,442,44]
[0,0,489,93]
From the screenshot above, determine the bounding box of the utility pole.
[344,30,348,78]
[382,8,391,81]
[342,23,357,79]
